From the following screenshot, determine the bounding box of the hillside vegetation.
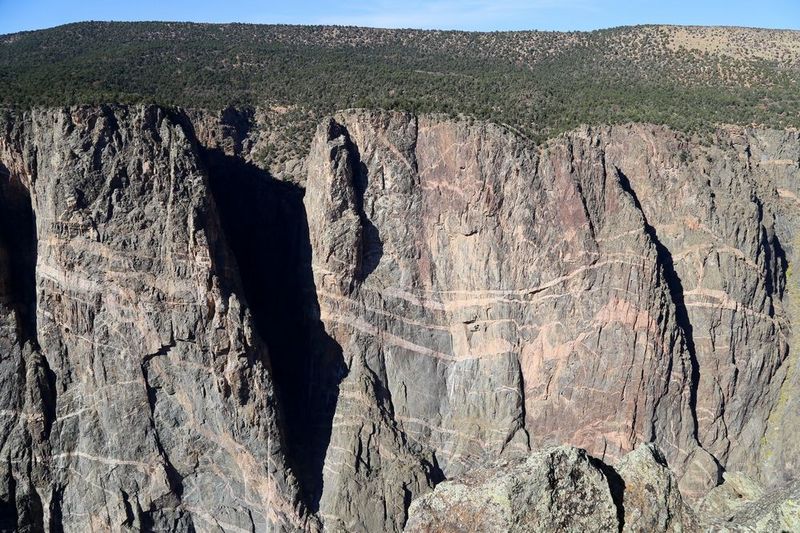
[1,22,799,143]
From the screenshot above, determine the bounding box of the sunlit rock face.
[0,105,798,531]
[304,110,799,528]
[404,443,699,533]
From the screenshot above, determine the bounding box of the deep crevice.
[344,135,383,281]
[427,453,446,486]
[0,163,39,348]
[615,168,701,440]
[48,487,64,533]
[0,465,18,532]
[120,490,135,527]
[34,352,58,441]
[190,140,346,512]
[590,457,626,532]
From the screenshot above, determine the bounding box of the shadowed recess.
[0,163,38,346]
[197,145,347,511]
[614,167,701,440]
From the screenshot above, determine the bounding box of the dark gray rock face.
[0,105,799,531]
[0,106,314,531]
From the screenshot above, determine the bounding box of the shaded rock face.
[0,105,798,531]
[0,106,315,531]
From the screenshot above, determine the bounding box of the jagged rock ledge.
[405,443,698,532]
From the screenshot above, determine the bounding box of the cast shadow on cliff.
[614,168,701,440]
[754,195,788,303]
[0,164,57,437]
[589,456,625,532]
[198,148,347,512]
[351,156,383,281]
[0,163,39,347]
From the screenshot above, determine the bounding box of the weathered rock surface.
[698,471,766,522]
[304,110,799,528]
[405,446,620,533]
[0,105,314,531]
[617,443,699,532]
[701,473,800,531]
[405,443,698,533]
[405,442,800,533]
[0,105,799,531]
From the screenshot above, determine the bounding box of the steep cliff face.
[0,106,314,531]
[0,105,797,531]
[303,111,800,527]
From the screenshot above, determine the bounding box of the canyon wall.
[0,106,314,532]
[0,105,798,531]
[301,111,799,528]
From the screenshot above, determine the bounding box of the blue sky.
[1,0,798,34]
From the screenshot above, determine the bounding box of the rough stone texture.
[0,105,799,531]
[303,110,800,526]
[0,105,314,531]
[405,443,700,533]
[405,443,800,533]
[701,475,800,532]
[598,126,797,490]
[699,471,765,521]
[404,446,620,533]
[617,443,699,532]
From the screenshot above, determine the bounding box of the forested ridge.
[2,21,799,143]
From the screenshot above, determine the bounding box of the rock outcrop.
[405,443,698,533]
[405,446,621,533]
[616,444,699,532]
[702,477,800,532]
[0,105,799,531]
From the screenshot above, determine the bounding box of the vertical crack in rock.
[141,343,184,502]
[48,488,64,533]
[48,487,64,533]
[346,135,384,282]
[614,167,701,441]
[0,464,18,531]
[589,456,626,532]
[196,142,346,512]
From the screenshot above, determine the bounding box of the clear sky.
[1,0,798,35]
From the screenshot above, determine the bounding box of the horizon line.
[3,19,800,37]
